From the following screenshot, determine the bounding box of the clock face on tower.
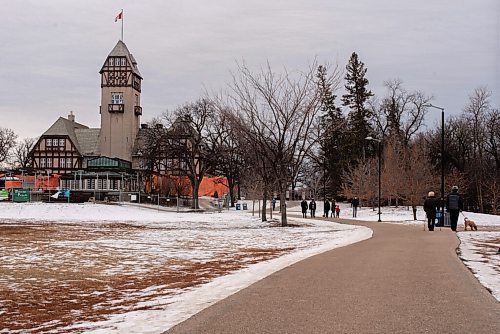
[107,70,128,86]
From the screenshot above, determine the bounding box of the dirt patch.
[0,222,295,333]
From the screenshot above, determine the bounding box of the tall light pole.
[323,156,326,211]
[423,104,445,201]
[366,136,382,222]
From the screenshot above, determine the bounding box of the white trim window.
[109,57,114,66]
[59,139,65,147]
[46,138,52,147]
[46,158,53,168]
[40,158,46,168]
[111,92,123,104]
[60,158,66,168]
[121,57,126,66]
[66,158,72,168]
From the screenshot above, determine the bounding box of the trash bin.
[435,209,443,227]
[242,203,248,210]
[236,203,241,210]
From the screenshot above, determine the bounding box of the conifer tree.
[316,64,346,197]
[342,52,374,162]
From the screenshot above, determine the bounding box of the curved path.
[166,218,500,333]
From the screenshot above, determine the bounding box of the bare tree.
[226,61,338,226]
[209,107,245,207]
[12,137,36,168]
[374,79,431,147]
[463,86,491,212]
[0,127,17,165]
[162,98,220,209]
[404,135,436,219]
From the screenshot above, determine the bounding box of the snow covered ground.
[0,202,371,333]
[0,201,498,333]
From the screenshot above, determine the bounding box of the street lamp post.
[423,104,445,200]
[323,156,326,214]
[366,136,382,222]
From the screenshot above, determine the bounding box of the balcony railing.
[108,104,124,113]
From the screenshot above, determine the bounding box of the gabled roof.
[42,117,89,153]
[101,40,142,78]
[75,128,100,156]
[40,117,100,157]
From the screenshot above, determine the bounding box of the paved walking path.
[166,218,500,333]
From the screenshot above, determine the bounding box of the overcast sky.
[1,0,498,139]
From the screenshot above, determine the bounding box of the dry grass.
[0,222,294,333]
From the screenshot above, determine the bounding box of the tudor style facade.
[30,112,100,174]
[99,40,143,162]
[29,40,142,175]
[28,40,205,198]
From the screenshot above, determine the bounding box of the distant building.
[27,40,223,200]
[30,40,142,174]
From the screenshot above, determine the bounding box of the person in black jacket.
[446,186,463,232]
[301,199,308,218]
[423,191,438,231]
[309,199,317,218]
[324,199,331,217]
[351,197,360,217]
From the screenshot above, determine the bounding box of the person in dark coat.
[324,199,331,217]
[331,199,336,217]
[309,199,316,218]
[423,191,438,231]
[446,186,463,232]
[301,199,308,218]
[351,197,360,217]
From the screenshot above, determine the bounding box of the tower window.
[111,93,123,104]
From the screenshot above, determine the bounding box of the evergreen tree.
[342,52,374,162]
[316,65,347,198]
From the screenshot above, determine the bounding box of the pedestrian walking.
[446,186,463,232]
[423,191,438,231]
[351,197,359,218]
[324,199,331,217]
[335,205,340,218]
[331,199,336,217]
[309,199,317,218]
[301,199,308,218]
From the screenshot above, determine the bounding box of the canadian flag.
[115,10,123,22]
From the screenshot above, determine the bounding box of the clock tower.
[99,40,143,162]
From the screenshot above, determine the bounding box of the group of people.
[423,185,464,231]
[300,199,340,218]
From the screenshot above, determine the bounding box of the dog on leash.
[464,217,478,231]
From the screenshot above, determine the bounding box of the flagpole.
[121,9,124,41]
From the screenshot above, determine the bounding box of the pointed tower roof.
[100,40,142,77]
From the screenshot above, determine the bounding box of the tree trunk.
[261,197,267,222]
[228,178,235,207]
[280,191,287,227]
[261,188,268,222]
[192,179,200,209]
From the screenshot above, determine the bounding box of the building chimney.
[68,111,75,122]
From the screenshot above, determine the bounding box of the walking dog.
[464,217,478,231]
